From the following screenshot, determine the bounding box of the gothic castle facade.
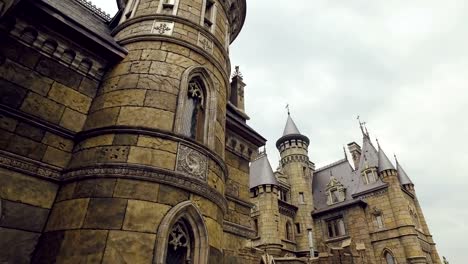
[0,0,440,263]
[250,115,441,264]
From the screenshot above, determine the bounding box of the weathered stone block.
[0,199,49,232]
[0,227,41,264]
[42,132,74,152]
[209,246,223,264]
[114,179,159,202]
[73,179,116,198]
[102,231,155,264]
[0,78,27,108]
[0,60,53,96]
[42,146,72,168]
[35,58,82,89]
[158,185,189,206]
[117,74,139,89]
[127,146,176,170]
[48,82,92,114]
[20,92,65,124]
[141,49,167,61]
[137,136,177,153]
[0,168,58,208]
[0,114,17,132]
[78,134,115,150]
[165,52,194,68]
[130,61,151,73]
[55,229,108,264]
[15,122,45,141]
[117,106,174,130]
[91,89,146,112]
[84,107,120,130]
[55,182,76,202]
[31,231,65,264]
[78,77,99,97]
[59,108,87,132]
[113,134,138,146]
[149,61,184,78]
[205,217,223,248]
[7,134,47,160]
[144,90,177,111]
[83,198,127,229]
[136,74,179,95]
[46,199,89,231]
[123,200,170,233]
[192,195,220,222]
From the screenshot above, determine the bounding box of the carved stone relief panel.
[176,144,208,181]
[197,33,213,54]
[152,21,175,36]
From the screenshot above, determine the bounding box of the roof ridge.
[74,0,112,21]
[315,158,348,172]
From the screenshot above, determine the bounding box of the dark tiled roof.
[378,146,395,173]
[396,160,413,185]
[249,153,278,188]
[40,0,120,49]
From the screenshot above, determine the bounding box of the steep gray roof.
[313,159,356,210]
[353,136,387,195]
[249,153,278,188]
[378,146,395,173]
[396,160,413,185]
[282,114,301,136]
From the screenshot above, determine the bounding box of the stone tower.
[249,151,282,255]
[276,114,315,256]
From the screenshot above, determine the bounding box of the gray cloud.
[94,0,467,261]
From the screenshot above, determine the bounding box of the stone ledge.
[223,220,255,239]
[61,163,228,213]
[0,149,61,181]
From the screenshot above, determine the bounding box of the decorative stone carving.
[326,176,346,205]
[197,33,213,54]
[0,150,61,180]
[152,21,174,36]
[176,144,208,181]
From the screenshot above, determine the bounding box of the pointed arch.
[382,249,397,264]
[174,66,217,149]
[154,201,209,264]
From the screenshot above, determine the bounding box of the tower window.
[295,223,301,234]
[384,251,396,264]
[326,217,346,238]
[158,0,179,15]
[182,77,206,143]
[253,218,259,237]
[286,222,293,240]
[203,0,216,30]
[299,192,305,204]
[376,215,384,229]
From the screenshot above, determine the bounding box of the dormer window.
[326,176,346,205]
[203,0,216,30]
[362,169,377,184]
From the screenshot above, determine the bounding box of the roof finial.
[232,66,243,79]
[376,138,380,148]
[357,115,369,138]
[343,146,348,160]
[285,104,290,115]
[394,153,398,164]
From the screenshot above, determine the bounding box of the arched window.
[384,250,396,264]
[174,67,217,148]
[166,220,193,264]
[155,201,209,264]
[185,77,206,142]
[285,222,293,240]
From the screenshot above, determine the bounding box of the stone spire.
[395,155,414,185]
[249,152,278,188]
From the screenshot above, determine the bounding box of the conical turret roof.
[276,114,309,148]
[396,159,413,185]
[282,114,301,136]
[357,136,379,172]
[378,145,396,173]
[249,152,278,189]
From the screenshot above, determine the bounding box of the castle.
[250,115,441,263]
[0,0,440,263]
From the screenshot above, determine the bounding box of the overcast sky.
[94,0,466,262]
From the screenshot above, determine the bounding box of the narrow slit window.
[299,192,305,204]
[204,0,215,29]
[295,223,301,234]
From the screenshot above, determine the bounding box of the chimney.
[347,142,361,170]
[230,66,246,112]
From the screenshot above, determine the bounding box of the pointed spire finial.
[357,115,369,138]
[343,146,348,160]
[376,138,380,148]
[285,104,290,115]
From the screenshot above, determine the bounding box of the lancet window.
[384,250,396,264]
[166,220,193,264]
[180,77,206,143]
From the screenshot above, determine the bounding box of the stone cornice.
[77,126,228,181]
[223,220,255,239]
[226,195,254,208]
[0,150,61,181]
[62,163,228,213]
[278,200,298,218]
